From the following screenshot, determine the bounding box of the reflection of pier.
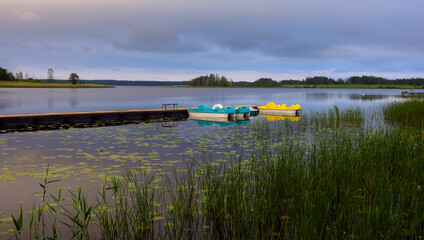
[0,105,257,133]
[349,94,394,101]
[401,90,424,97]
[162,121,178,128]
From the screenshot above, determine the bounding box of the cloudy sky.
[1,0,423,81]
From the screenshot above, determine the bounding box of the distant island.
[188,74,234,87]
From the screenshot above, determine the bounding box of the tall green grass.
[199,127,424,239]
[9,106,424,239]
[383,99,424,128]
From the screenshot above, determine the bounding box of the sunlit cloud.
[11,9,41,22]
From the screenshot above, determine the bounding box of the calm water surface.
[0,86,405,114]
[0,86,407,236]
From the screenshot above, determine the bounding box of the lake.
[0,87,408,237]
[0,86,405,114]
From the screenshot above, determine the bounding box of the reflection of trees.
[305,92,405,103]
[348,94,403,102]
[305,92,333,102]
[0,91,13,112]
[47,90,54,109]
[0,102,7,110]
[69,90,77,107]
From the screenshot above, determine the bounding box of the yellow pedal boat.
[257,102,301,116]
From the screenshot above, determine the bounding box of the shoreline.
[0,81,114,88]
[2,81,421,89]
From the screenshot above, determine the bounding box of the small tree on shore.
[68,73,80,84]
[15,71,23,80]
[47,68,55,83]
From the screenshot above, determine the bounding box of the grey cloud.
[109,0,424,62]
[113,25,206,53]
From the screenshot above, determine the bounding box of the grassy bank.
[8,107,424,239]
[0,81,114,88]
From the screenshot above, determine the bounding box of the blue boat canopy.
[236,106,250,113]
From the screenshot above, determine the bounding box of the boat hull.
[188,112,235,120]
[249,107,259,116]
[258,109,300,116]
[235,112,250,120]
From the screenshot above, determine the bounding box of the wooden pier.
[0,107,195,132]
[0,105,256,132]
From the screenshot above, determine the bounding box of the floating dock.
[0,105,257,132]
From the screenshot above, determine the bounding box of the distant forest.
[186,75,424,88]
[247,76,424,88]
[89,76,424,87]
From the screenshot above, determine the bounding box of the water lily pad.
[0,217,12,223]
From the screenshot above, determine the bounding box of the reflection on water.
[161,121,178,128]
[47,89,54,109]
[347,94,400,102]
[192,119,250,127]
[188,115,233,123]
[259,114,301,121]
[307,91,403,103]
[69,89,78,107]
[306,92,333,102]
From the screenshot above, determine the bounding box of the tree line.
[188,74,234,87]
[2,66,423,87]
[0,66,81,84]
[0,67,15,81]
[248,76,424,87]
[187,75,424,87]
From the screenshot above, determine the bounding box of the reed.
[9,106,424,239]
[383,99,424,128]
[198,126,424,239]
